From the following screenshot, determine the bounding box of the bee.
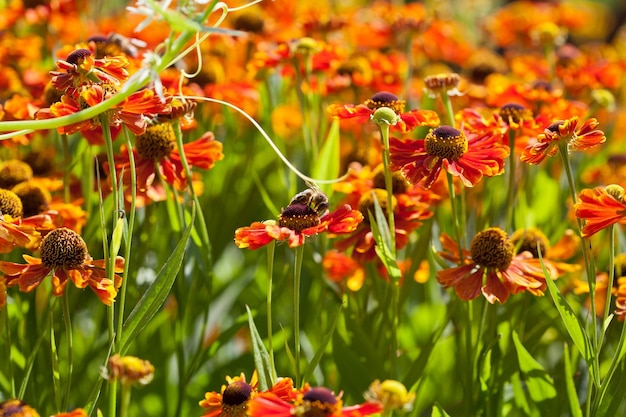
[289,183,329,216]
[107,33,147,58]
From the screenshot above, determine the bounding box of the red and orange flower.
[235,199,363,250]
[520,116,606,165]
[574,185,626,237]
[247,386,382,417]
[389,124,509,188]
[436,227,558,304]
[0,228,124,306]
[328,91,439,133]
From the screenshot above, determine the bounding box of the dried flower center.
[12,181,51,217]
[22,151,55,176]
[424,126,468,161]
[0,189,23,218]
[424,73,461,91]
[278,203,321,232]
[0,160,33,189]
[510,228,550,258]
[66,48,93,66]
[364,91,405,114]
[39,227,89,269]
[135,123,176,160]
[222,381,253,407]
[358,189,397,224]
[302,387,338,417]
[470,227,515,270]
[499,103,533,126]
[372,165,409,194]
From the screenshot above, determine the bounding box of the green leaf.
[431,402,451,417]
[302,301,342,384]
[311,119,340,196]
[120,205,195,354]
[540,248,597,386]
[368,194,401,281]
[512,330,556,402]
[563,343,583,417]
[246,305,276,391]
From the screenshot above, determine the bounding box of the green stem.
[61,291,73,411]
[119,383,131,417]
[506,130,517,231]
[440,91,456,127]
[1,307,16,397]
[115,129,138,349]
[378,122,397,254]
[598,225,616,350]
[267,241,277,383]
[61,134,71,204]
[464,299,475,414]
[557,143,600,387]
[294,244,305,387]
[447,172,464,262]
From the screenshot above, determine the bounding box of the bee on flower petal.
[289,183,329,216]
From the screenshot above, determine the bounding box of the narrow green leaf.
[120,205,195,353]
[431,402,451,417]
[563,343,583,417]
[512,330,556,402]
[302,301,342,384]
[595,357,626,416]
[311,119,340,196]
[540,248,597,384]
[246,305,276,391]
[50,322,62,412]
[369,211,402,281]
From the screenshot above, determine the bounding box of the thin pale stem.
[598,225,616,350]
[379,122,397,254]
[61,291,73,411]
[447,172,464,262]
[506,130,517,231]
[61,134,71,204]
[119,383,131,417]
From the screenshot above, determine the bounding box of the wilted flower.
[106,354,154,386]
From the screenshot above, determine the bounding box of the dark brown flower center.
[0,399,39,417]
[222,380,253,407]
[364,91,405,113]
[358,189,397,224]
[470,227,515,270]
[424,126,468,161]
[135,123,176,160]
[499,103,533,126]
[302,387,338,417]
[0,189,23,218]
[372,165,409,194]
[0,160,33,189]
[546,120,564,133]
[510,228,550,258]
[232,12,265,34]
[278,204,320,232]
[66,48,92,66]
[40,228,89,269]
[12,181,51,217]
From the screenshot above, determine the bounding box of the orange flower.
[322,250,365,291]
[248,386,382,417]
[113,124,224,192]
[0,228,124,306]
[614,277,626,321]
[328,91,439,133]
[437,227,557,304]
[390,124,509,188]
[0,213,50,254]
[0,399,40,417]
[235,201,363,250]
[50,48,129,91]
[574,185,626,237]
[520,116,606,165]
[50,409,87,417]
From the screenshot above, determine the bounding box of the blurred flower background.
[1,0,626,416]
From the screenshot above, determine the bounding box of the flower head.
[0,189,23,218]
[364,379,415,413]
[0,399,40,417]
[437,227,557,304]
[200,373,259,417]
[106,354,154,386]
[390,124,509,188]
[328,91,439,133]
[0,228,124,306]
[248,385,382,417]
[423,73,462,98]
[236,192,363,250]
[521,116,606,165]
[575,185,626,237]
